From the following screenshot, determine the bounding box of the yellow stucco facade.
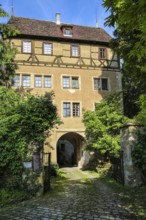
[10,20,121,166]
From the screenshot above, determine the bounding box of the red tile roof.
[8,16,112,43]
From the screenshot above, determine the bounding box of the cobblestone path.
[0,167,144,220]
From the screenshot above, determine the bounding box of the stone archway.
[57,132,85,167]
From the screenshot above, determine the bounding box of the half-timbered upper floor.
[8,16,119,70]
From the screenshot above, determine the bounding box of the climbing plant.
[0,87,61,188]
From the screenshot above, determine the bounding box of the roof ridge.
[8,16,112,43]
[10,16,107,31]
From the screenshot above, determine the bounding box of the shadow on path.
[0,167,144,220]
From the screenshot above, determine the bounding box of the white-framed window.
[72,103,80,116]
[63,28,72,37]
[62,76,79,89]
[94,78,109,91]
[22,41,32,53]
[63,102,80,117]
[101,78,108,90]
[35,76,42,88]
[99,48,107,59]
[43,43,52,55]
[94,78,100,90]
[44,76,51,88]
[22,75,30,87]
[72,77,79,89]
[13,74,20,87]
[63,102,71,117]
[63,76,70,88]
[71,45,80,57]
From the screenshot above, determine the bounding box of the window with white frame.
[99,48,107,59]
[72,103,80,116]
[63,76,70,88]
[43,43,52,55]
[63,28,72,37]
[62,76,79,89]
[35,76,42,88]
[101,78,108,91]
[22,75,30,87]
[72,77,79,89]
[13,74,20,86]
[94,78,109,91]
[63,102,71,117]
[63,102,80,117]
[94,78,100,90]
[71,45,80,57]
[44,76,51,88]
[23,41,32,53]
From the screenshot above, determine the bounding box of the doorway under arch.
[57,132,85,167]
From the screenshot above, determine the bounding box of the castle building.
[8,14,121,166]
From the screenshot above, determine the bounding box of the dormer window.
[63,28,72,37]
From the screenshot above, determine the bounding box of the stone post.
[120,123,143,186]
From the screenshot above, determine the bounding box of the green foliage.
[22,171,42,196]
[0,87,61,187]
[83,93,127,156]
[0,189,31,208]
[132,128,146,180]
[103,0,146,118]
[135,95,146,124]
[132,95,146,179]
[0,7,18,87]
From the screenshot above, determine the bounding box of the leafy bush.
[0,87,61,190]
[132,127,146,181]
[83,93,127,157]
[0,189,31,207]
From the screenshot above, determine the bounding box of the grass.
[0,189,31,208]
[44,168,68,198]
[97,164,146,218]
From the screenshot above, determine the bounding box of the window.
[62,76,79,89]
[73,103,80,116]
[23,41,31,53]
[35,76,42,88]
[94,78,109,91]
[101,78,108,91]
[63,28,72,36]
[43,43,52,55]
[63,102,71,117]
[99,48,107,59]
[63,102,80,117]
[63,76,70,88]
[72,77,79,89]
[44,76,51,88]
[71,45,80,57]
[22,75,30,87]
[94,78,100,90]
[13,74,20,86]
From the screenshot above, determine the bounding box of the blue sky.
[1,0,114,36]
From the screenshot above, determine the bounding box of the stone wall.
[120,123,143,186]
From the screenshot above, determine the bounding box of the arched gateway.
[57,132,85,167]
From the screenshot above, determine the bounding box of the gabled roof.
[8,16,112,44]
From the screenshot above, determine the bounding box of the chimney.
[56,13,61,25]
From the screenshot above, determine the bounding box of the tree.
[0,6,18,87]
[0,87,61,187]
[103,0,146,66]
[103,0,146,118]
[83,93,127,158]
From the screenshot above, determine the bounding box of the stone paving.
[0,167,144,220]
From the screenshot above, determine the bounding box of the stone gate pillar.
[120,123,143,186]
